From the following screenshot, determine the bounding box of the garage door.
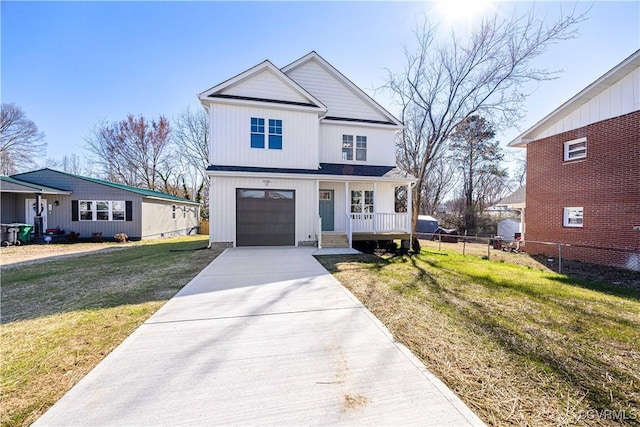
[236,189,295,246]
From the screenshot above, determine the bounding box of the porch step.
[321,233,349,248]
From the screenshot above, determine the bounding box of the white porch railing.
[349,213,410,234]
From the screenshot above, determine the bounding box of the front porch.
[316,179,412,248]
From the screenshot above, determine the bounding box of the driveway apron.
[35,247,484,426]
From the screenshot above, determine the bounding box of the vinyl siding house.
[508,49,640,270]
[199,52,414,248]
[1,169,200,241]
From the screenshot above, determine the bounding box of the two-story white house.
[198,52,414,248]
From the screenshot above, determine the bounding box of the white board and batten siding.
[221,69,310,104]
[319,122,397,166]
[285,60,390,123]
[209,104,319,169]
[532,66,640,140]
[210,176,317,245]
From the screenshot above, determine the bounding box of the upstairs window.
[564,137,587,161]
[563,207,583,227]
[268,119,282,150]
[250,117,265,148]
[342,134,367,161]
[342,135,354,160]
[251,117,282,150]
[356,136,367,161]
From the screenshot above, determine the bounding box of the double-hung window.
[564,137,587,161]
[342,134,367,161]
[251,118,265,148]
[563,207,583,227]
[356,136,367,161]
[268,119,282,149]
[251,117,282,150]
[342,135,354,160]
[79,201,125,221]
[350,190,374,213]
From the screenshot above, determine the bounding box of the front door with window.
[25,198,47,230]
[319,190,334,231]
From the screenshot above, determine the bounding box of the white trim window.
[563,207,583,227]
[350,190,374,213]
[80,201,125,221]
[342,134,367,161]
[564,137,587,161]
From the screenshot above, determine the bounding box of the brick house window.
[564,137,586,161]
[563,207,583,227]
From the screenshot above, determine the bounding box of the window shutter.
[71,200,78,221]
[126,201,133,221]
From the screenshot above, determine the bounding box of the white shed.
[497,218,522,241]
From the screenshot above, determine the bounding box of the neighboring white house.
[199,52,414,248]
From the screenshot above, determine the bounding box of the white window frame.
[342,134,367,161]
[563,207,583,227]
[350,190,374,213]
[564,137,587,161]
[79,200,125,222]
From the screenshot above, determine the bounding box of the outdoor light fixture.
[54,201,59,206]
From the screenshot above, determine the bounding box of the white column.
[373,182,377,233]
[407,183,412,233]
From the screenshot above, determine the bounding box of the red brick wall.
[525,111,640,270]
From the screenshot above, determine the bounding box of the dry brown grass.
[316,251,640,426]
[1,236,221,427]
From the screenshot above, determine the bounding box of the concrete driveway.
[35,247,484,426]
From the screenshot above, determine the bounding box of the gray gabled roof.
[495,186,526,208]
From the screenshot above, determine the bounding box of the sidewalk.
[35,247,484,426]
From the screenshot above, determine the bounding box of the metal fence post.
[558,243,563,273]
[438,233,442,251]
[487,242,490,259]
[463,238,466,256]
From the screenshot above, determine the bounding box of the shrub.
[66,232,80,243]
[114,233,128,243]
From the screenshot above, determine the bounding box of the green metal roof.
[10,169,199,205]
[0,175,72,194]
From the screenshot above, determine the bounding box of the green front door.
[319,190,334,231]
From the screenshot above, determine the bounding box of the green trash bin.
[15,224,33,244]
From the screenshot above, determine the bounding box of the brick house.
[509,50,639,270]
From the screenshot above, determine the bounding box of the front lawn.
[1,236,221,427]
[316,250,640,426]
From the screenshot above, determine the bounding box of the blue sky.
[2,1,639,169]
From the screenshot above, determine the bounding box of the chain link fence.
[416,233,640,275]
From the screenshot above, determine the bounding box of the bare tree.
[450,115,506,231]
[386,6,586,244]
[46,153,95,176]
[85,114,173,191]
[0,103,46,174]
[173,106,210,207]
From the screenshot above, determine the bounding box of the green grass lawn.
[316,250,640,426]
[1,236,221,427]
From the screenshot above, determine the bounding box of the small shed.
[416,215,439,235]
[498,218,522,241]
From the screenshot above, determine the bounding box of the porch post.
[316,180,321,248]
[345,181,351,248]
[373,182,377,234]
[407,183,412,234]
